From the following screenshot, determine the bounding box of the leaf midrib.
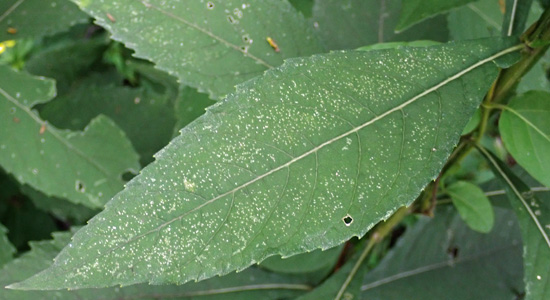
[93,45,522,264]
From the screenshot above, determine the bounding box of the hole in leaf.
[206,2,214,9]
[342,214,353,226]
[75,180,85,193]
[447,246,459,259]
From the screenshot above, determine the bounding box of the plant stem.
[439,6,550,181]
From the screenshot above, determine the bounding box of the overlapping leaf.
[0,229,312,300]
[70,0,324,99]
[447,181,494,233]
[12,38,519,290]
[499,91,550,188]
[361,206,524,299]
[0,65,140,209]
[0,0,89,41]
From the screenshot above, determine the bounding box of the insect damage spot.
[342,214,353,226]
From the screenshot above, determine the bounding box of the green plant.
[1,0,550,299]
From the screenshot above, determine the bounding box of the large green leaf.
[311,0,448,51]
[0,65,140,209]
[479,148,550,300]
[361,206,524,299]
[0,0,89,41]
[499,91,550,188]
[0,223,15,268]
[0,229,312,300]
[11,38,520,290]
[70,0,324,99]
[396,0,477,32]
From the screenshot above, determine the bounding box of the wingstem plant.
[1,0,550,299]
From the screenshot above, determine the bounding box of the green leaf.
[517,50,550,93]
[297,244,368,300]
[289,0,314,18]
[260,245,342,274]
[499,91,550,188]
[479,147,550,300]
[361,205,524,299]
[0,65,140,209]
[1,229,312,300]
[71,0,324,99]
[311,0,448,51]
[447,0,504,40]
[0,223,16,268]
[11,38,520,290]
[447,181,494,233]
[0,0,89,41]
[356,41,441,52]
[502,0,534,36]
[396,0,477,32]
[38,73,177,166]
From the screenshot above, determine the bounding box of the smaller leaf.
[499,91,550,188]
[447,181,494,233]
[0,0,89,41]
[396,0,476,32]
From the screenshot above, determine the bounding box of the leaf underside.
[71,0,324,99]
[12,38,517,290]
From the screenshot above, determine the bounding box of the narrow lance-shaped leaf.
[0,65,140,209]
[71,0,324,99]
[11,38,520,290]
[499,91,550,188]
[396,0,477,32]
[478,147,550,300]
[0,229,312,300]
[0,0,89,41]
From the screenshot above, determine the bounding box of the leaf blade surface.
[12,38,519,290]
